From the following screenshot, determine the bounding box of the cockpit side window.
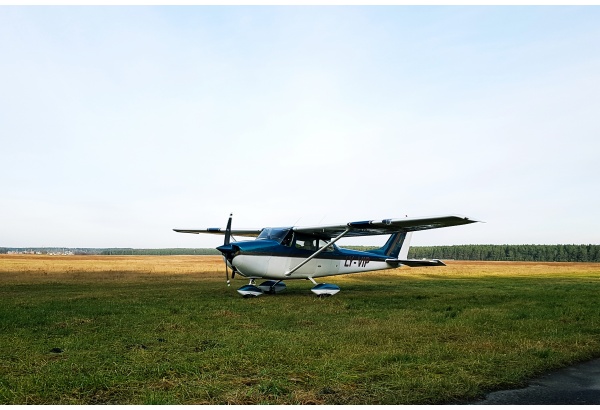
[295,237,316,251]
[281,230,294,247]
[294,234,335,252]
[317,238,335,252]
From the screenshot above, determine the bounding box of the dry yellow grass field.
[0,254,224,282]
[1,254,598,282]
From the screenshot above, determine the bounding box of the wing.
[173,228,262,237]
[293,215,478,239]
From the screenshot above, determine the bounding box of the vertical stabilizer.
[398,232,413,260]
[371,232,412,258]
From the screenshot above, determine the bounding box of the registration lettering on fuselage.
[344,256,370,268]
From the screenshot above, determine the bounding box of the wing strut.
[284,228,350,277]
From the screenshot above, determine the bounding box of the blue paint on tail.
[368,232,410,258]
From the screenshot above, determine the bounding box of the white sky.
[1,5,599,248]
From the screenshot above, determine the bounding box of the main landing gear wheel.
[237,281,287,297]
[257,280,286,294]
[310,283,340,297]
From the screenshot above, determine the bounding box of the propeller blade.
[224,213,233,286]
[224,213,232,245]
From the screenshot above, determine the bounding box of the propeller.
[224,213,233,286]
[224,213,232,246]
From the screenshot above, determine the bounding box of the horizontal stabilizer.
[386,258,446,267]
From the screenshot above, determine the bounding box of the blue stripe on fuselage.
[225,240,390,262]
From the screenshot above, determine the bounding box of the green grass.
[1,260,600,404]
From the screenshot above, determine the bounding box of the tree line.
[99,248,220,256]
[0,248,219,256]
[2,245,599,262]
[407,244,600,262]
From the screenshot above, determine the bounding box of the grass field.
[1,255,599,404]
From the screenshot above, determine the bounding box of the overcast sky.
[1,6,599,248]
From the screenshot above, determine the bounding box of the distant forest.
[99,248,219,256]
[1,245,599,262]
[409,244,600,262]
[346,244,600,262]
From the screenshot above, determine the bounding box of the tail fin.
[398,232,412,259]
[376,232,444,267]
[371,232,412,258]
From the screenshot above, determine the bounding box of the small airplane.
[174,214,478,297]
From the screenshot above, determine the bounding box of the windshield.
[257,228,291,243]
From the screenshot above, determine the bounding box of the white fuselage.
[231,254,393,280]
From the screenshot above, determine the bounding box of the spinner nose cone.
[216,244,232,254]
[216,243,239,255]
